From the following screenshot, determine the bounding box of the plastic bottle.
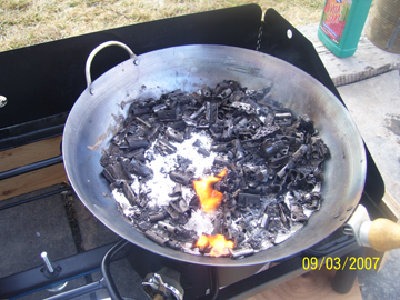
[318,0,372,58]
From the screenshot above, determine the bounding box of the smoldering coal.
[101,80,330,259]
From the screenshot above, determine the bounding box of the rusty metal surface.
[62,45,366,266]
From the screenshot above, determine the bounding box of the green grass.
[0,0,323,51]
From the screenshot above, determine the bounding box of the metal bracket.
[142,272,183,300]
[0,95,7,108]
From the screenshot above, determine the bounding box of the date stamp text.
[302,257,380,271]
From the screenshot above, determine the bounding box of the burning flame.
[195,234,234,257]
[193,168,228,212]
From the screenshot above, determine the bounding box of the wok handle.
[85,41,137,92]
[363,218,400,251]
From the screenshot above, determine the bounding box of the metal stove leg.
[209,267,219,300]
[44,280,105,300]
[44,239,129,300]
[100,239,129,300]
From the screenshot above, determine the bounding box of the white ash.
[182,245,202,256]
[143,131,218,208]
[303,208,314,218]
[283,192,293,209]
[230,219,240,232]
[275,222,304,244]
[261,240,273,250]
[130,177,140,195]
[112,189,134,217]
[181,186,195,202]
[184,210,215,236]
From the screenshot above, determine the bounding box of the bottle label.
[320,0,352,43]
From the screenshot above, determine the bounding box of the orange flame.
[195,234,234,257]
[193,168,228,212]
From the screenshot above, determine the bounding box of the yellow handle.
[368,218,400,252]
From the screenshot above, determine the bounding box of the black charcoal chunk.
[298,115,314,133]
[135,117,152,128]
[175,229,197,242]
[169,171,192,185]
[183,127,192,139]
[149,211,168,222]
[221,119,233,140]
[197,118,209,129]
[217,88,232,99]
[260,140,284,159]
[158,220,178,234]
[109,182,122,190]
[169,120,187,131]
[166,206,180,220]
[252,126,279,140]
[166,127,184,143]
[274,111,292,126]
[129,103,153,116]
[138,220,152,231]
[197,148,210,157]
[190,106,206,120]
[201,87,212,98]
[192,139,202,148]
[170,199,189,213]
[189,197,200,210]
[233,139,244,160]
[147,124,161,140]
[158,109,178,121]
[206,101,219,124]
[211,142,230,152]
[156,139,177,154]
[122,181,136,205]
[168,184,182,198]
[102,161,128,183]
[250,239,262,250]
[231,248,255,259]
[126,137,150,150]
[279,202,291,228]
[152,103,167,113]
[122,158,153,178]
[268,155,289,169]
[291,202,308,222]
[145,230,169,246]
[167,240,182,250]
[100,153,111,168]
[213,156,231,167]
[265,203,282,232]
[306,191,321,210]
[230,101,255,114]
[238,193,261,209]
[102,167,115,183]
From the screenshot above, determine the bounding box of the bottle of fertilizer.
[318,0,372,58]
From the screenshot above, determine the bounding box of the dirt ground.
[0,0,322,51]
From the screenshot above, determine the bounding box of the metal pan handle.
[85,41,137,93]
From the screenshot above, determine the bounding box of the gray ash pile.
[100,80,330,259]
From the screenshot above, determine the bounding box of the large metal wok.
[62,42,366,266]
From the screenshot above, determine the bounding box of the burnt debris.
[101,80,330,258]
